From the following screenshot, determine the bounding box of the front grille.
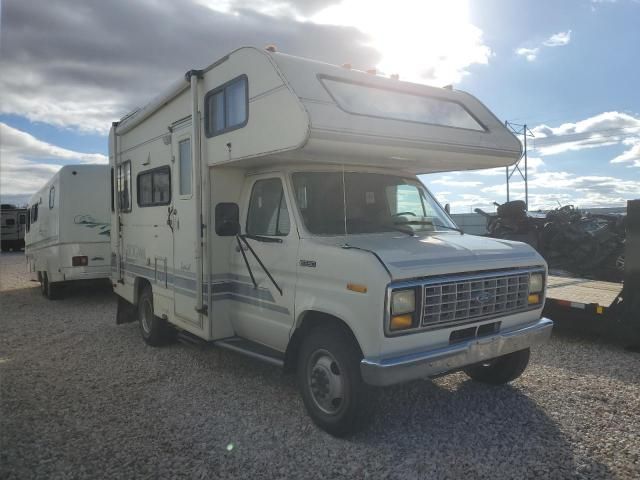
[422,271,531,329]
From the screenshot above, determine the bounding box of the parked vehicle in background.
[25,165,111,299]
[1,204,27,252]
[110,46,552,435]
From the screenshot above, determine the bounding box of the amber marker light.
[347,283,368,293]
[390,314,413,331]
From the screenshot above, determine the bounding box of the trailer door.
[171,132,200,326]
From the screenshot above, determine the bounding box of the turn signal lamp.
[347,283,367,294]
[528,293,540,305]
[390,314,413,331]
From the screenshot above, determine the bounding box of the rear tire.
[41,272,62,300]
[138,286,175,346]
[463,348,530,385]
[297,325,370,437]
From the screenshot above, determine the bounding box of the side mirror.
[215,202,240,236]
[444,203,451,214]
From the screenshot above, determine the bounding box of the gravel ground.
[1,251,639,479]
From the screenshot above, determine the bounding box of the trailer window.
[137,166,171,207]
[19,214,26,225]
[31,204,38,223]
[320,77,485,132]
[246,178,290,237]
[26,210,30,231]
[178,139,192,195]
[117,161,132,212]
[49,186,55,209]
[204,75,248,137]
[5,218,15,226]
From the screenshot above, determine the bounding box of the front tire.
[297,325,369,437]
[463,348,530,385]
[138,286,175,346]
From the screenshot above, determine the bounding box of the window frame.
[245,177,291,238]
[49,186,55,209]
[117,160,132,213]
[318,74,487,133]
[136,165,172,208]
[204,74,249,138]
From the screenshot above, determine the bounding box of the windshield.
[291,172,457,235]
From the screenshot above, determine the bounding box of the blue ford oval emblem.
[473,291,492,304]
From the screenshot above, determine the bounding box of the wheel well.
[283,311,362,374]
[133,277,151,306]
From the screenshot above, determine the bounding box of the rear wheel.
[297,325,370,437]
[138,286,175,346]
[41,272,62,300]
[463,348,530,385]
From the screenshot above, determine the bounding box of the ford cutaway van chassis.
[109,47,552,435]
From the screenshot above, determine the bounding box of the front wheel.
[138,286,175,346]
[297,326,370,437]
[463,348,530,385]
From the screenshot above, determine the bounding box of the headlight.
[391,289,416,315]
[529,273,544,294]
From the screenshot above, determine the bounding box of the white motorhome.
[110,47,552,435]
[1,204,27,251]
[25,165,111,299]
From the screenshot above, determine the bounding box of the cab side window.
[246,178,290,237]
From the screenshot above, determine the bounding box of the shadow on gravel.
[351,378,612,478]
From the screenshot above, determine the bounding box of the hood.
[313,232,544,281]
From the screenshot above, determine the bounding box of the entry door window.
[246,178,290,236]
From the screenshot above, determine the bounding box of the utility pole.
[504,121,535,210]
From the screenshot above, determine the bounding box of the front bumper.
[361,317,553,387]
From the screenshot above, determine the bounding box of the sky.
[0,0,638,212]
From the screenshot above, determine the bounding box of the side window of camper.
[49,186,55,209]
[178,139,192,196]
[137,167,171,207]
[19,214,26,225]
[204,75,248,137]
[246,178,290,237]
[117,161,132,212]
[31,204,38,223]
[26,210,30,231]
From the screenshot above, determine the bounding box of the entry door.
[171,132,199,325]
[228,175,298,351]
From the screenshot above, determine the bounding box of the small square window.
[137,166,171,207]
[205,75,248,137]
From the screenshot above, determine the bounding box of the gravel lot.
[1,251,639,479]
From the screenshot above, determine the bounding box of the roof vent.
[390,73,400,80]
[265,45,277,53]
[366,68,377,75]
[342,63,352,69]
[443,84,453,90]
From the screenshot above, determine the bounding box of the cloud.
[0,0,379,134]
[543,30,572,47]
[312,0,492,85]
[431,176,483,187]
[515,47,539,62]
[0,123,107,197]
[515,29,571,61]
[531,111,640,161]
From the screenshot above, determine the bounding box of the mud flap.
[116,296,137,324]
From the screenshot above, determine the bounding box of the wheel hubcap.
[308,349,344,415]
[141,299,153,334]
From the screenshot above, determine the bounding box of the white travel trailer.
[1,204,27,251]
[25,165,111,299]
[110,47,552,435]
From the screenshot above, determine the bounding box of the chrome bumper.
[361,317,553,387]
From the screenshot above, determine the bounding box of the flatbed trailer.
[545,274,622,316]
[542,199,639,346]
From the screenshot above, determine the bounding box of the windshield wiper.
[394,220,464,235]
